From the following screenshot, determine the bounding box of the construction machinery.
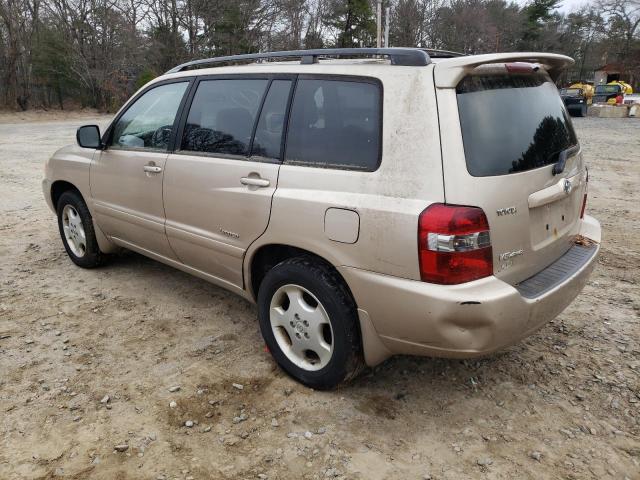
[560,82,593,116]
[593,81,634,104]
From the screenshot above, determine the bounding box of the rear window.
[595,84,620,94]
[285,78,381,171]
[457,73,577,177]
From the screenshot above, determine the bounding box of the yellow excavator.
[609,81,633,95]
[569,82,594,102]
[560,82,594,116]
[593,81,634,104]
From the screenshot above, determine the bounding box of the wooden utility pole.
[384,6,390,47]
[376,0,382,48]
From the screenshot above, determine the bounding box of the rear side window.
[251,80,292,160]
[457,73,577,177]
[285,79,381,171]
[182,79,268,155]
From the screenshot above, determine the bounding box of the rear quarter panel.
[246,66,444,284]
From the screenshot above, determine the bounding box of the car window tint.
[251,80,292,160]
[182,79,268,156]
[112,82,188,151]
[285,79,381,171]
[457,73,577,176]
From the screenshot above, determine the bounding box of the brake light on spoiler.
[418,204,493,284]
[505,62,541,73]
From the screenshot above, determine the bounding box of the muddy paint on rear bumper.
[341,215,601,365]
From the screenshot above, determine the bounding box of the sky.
[515,0,592,13]
[555,0,589,12]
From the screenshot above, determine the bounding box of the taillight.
[418,204,493,284]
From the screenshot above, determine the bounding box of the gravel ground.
[0,114,639,480]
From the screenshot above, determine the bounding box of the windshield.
[456,73,578,177]
[595,85,620,94]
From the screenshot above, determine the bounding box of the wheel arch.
[246,242,390,368]
[50,180,118,254]
[51,180,82,210]
[247,243,345,302]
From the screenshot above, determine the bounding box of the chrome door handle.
[240,176,270,187]
[143,165,163,173]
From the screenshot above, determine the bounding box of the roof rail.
[421,48,465,58]
[165,48,431,74]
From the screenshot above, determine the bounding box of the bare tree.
[389,0,443,48]
[0,0,41,109]
[0,0,638,111]
[600,0,640,59]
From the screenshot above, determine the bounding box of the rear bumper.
[340,215,601,366]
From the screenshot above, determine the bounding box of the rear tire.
[257,256,364,389]
[56,190,105,268]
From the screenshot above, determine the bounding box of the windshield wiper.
[552,145,580,175]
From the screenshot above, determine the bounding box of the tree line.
[0,0,638,111]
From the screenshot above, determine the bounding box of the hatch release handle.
[552,145,580,176]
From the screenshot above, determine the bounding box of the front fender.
[43,144,118,253]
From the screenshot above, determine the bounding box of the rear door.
[162,76,293,288]
[436,61,587,285]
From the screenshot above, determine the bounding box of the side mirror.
[76,125,102,149]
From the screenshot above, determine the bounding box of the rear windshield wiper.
[552,145,580,175]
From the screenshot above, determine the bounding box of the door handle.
[240,176,270,188]
[143,164,163,174]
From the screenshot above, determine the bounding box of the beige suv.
[43,48,601,389]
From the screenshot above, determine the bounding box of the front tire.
[56,190,104,268]
[257,256,364,389]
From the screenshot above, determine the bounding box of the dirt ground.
[0,113,639,480]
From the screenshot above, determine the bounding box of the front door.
[163,77,293,287]
[90,80,190,259]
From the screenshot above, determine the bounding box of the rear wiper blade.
[552,145,580,175]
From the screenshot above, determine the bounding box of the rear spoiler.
[434,52,574,88]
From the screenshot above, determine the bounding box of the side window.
[111,82,188,151]
[285,79,381,171]
[181,79,268,156]
[251,80,292,160]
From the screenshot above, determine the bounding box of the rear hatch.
[435,56,588,285]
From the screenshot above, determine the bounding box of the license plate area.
[529,195,579,250]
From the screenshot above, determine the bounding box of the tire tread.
[56,190,105,268]
[258,255,365,388]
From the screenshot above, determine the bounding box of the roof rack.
[165,48,432,74]
[421,48,465,58]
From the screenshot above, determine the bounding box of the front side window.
[111,82,188,151]
[285,79,381,171]
[181,79,268,156]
